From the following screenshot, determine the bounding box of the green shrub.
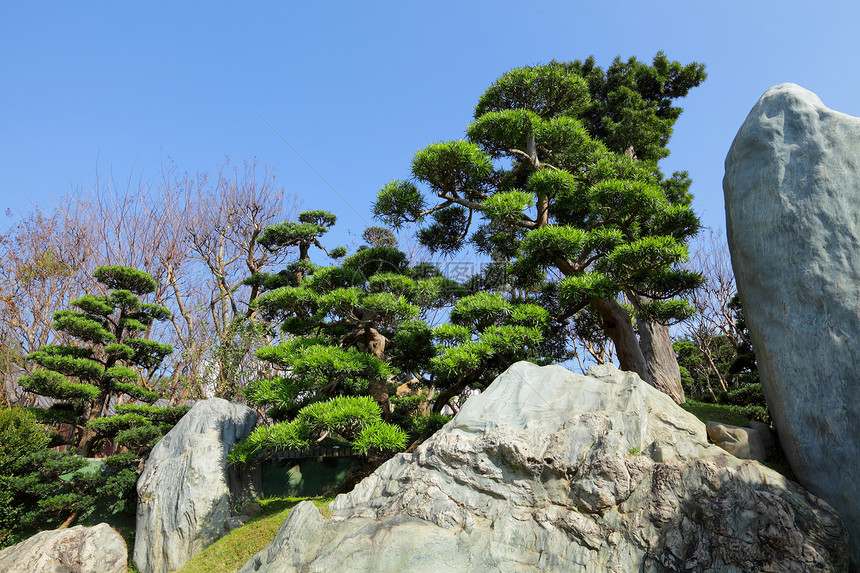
[0,407,51,471]
[724,383,765,408]
[229,395,409,466]
[0,407,52,546]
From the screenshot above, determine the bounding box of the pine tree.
[374,54,706,402]
[20,265,172,456]
[248,238,458,420]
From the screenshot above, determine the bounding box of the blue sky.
[2,1,859,254]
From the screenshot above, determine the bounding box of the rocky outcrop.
[134,398,257,573]
[0,523,126,573]
[240,362,848,572]
[706,421,767,461]
[724,83,860,569]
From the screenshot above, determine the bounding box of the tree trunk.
[368,377,391,421]
[432,380,470,414]
[77,393,109,457]
[77,418,99,458]
[592,298,653,385]
[636,316,685,403]
[57,509,81,529]
[363,327,391,419]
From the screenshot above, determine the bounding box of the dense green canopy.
[19,265,172,457]
[374,54,706,401]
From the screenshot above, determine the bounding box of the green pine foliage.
[238,214,489,458]
[427,293,557,412]
[0,402,191,547]
[374,54,706,392]
[247,220,461,420]
[228,396,407,465]
[19,265,173,457]
[0,406,89,547]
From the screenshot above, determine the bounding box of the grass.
[680,399,752,427]
[172,496,333,573]
[681,399,797,481]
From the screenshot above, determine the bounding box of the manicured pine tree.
[374,54,706,402]
[248,233,458,420]
[236,216,450,461]
[20,265,172,457]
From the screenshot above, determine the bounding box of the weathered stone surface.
[242,501,262,518]
[706,421,767,461]
[0,523,126,573]
[134,398,257,573]
[240,362,848,572]
[724,83,860,569]
[749,420,777,454]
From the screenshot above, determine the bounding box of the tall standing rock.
[724,83,860,570]
[134,398,258,573]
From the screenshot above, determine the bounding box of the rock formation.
[705,421,767,461]
[0,523,126,573]
[134,398,258,573]
[240,362,847,572]
[724,83,860,569]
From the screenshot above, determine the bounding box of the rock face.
[240,362,847,572]
[134,398,257,573]
[0,523,126,573]
[724,83,860,569]
[706,421,767,461]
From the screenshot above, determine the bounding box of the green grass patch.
[680,399,752,427]
[173,496,332,573]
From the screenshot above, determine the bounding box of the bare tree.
[180,160,296,398]
[0,209,95,405]
[1,158,299,410]
[677,228,739,394]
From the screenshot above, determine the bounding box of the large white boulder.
[724,83,860,569]
[134,398,257,573]
[240,362,847,572]
[0,523,126,573]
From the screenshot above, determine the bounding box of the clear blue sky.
[2,1,859,252]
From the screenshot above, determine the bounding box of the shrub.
[725,383,765,408]
[228,396,407,466]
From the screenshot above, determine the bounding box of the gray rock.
[748,420,777,453]
[240,362,848,572]
[706,421,767,461]
[0,523,126,573]
[242,501,262,518]
[724,83,860,569]
[134,398,257,573]
[225,515,250,533]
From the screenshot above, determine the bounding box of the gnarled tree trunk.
[636,317,685,403]
[593,298,685,404]
[363,326,391,420]
[77,393,109,457]
[592,299,652,385]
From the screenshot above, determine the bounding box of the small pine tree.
[20,265,172,457]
